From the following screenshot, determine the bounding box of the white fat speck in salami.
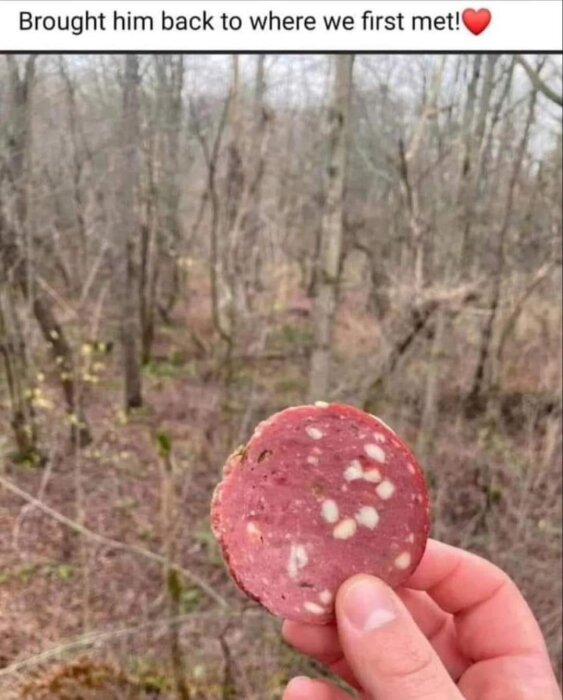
[344,459,363,481]
[321,499,340,524]
[394,551,412,570]
[376,480,396,500]
[304,602,325,615]
[363,468,382,483]
[333,518,358,540]
[287,544,309,579]
[365,443,386,463]
[306,426,324,440]
[211,403,430,624]
[355,506,380,530]
[247,522,262,538]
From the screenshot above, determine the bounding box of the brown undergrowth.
[0,276,561,698]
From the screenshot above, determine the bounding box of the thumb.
[336,575,463,700]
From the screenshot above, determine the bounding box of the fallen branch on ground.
[0,608,269,680]
[0,474,229,610]
[352,284,482,408]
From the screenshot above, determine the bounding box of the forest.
[0,53,561,698]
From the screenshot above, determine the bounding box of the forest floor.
[0,277,561,699]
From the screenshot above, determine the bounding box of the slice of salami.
[211,403,430,624]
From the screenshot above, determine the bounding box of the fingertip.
[334,573,460,699]
[283,676,314,699]
[336,573,379,604]
[284,677,353,700]
[336,574,397,634]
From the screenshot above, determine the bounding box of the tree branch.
[0,474,229,609]
[516,56,562,107]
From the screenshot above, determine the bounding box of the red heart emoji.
[462,8,492,35]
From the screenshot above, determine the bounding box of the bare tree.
[397,57,445,296]
[140,56,185,363]
[0,285,41,463]
[190,90,231,346]
[155,56,185,319]
[1,56,91,448]
[116,54,143,410]
[468,77,541,406]
[308,54,355,402]
[457,55,500,269]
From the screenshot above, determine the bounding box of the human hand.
[282,539,561,699]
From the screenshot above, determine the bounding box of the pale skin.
[282,539,561,700]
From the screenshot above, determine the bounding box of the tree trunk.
[2,55,91,447]
[59,56,89,293]
[0,286,42,464]
[456,55,482,268]
[117,55,143,410]
[244,55,270,309]
[308,55,354,402]
[155,56,185,321]
[473,57,516,199]
[32,294,91,446]
[468,80,540,406]
[222,55,246,342]
[190,92,231,345]
[416,309,446,462]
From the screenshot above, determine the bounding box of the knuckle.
[378,643,436,680]
[370,641,453,698]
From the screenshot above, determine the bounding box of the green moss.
[143,358,185,379]
[194,522,223,567]
[270,323,313,352]
[155,429,172,457]
[179,586,203,613]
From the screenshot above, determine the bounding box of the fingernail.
[286,676,312,692]
[342,577,397,632]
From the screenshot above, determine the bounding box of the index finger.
[406,539,551,662]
